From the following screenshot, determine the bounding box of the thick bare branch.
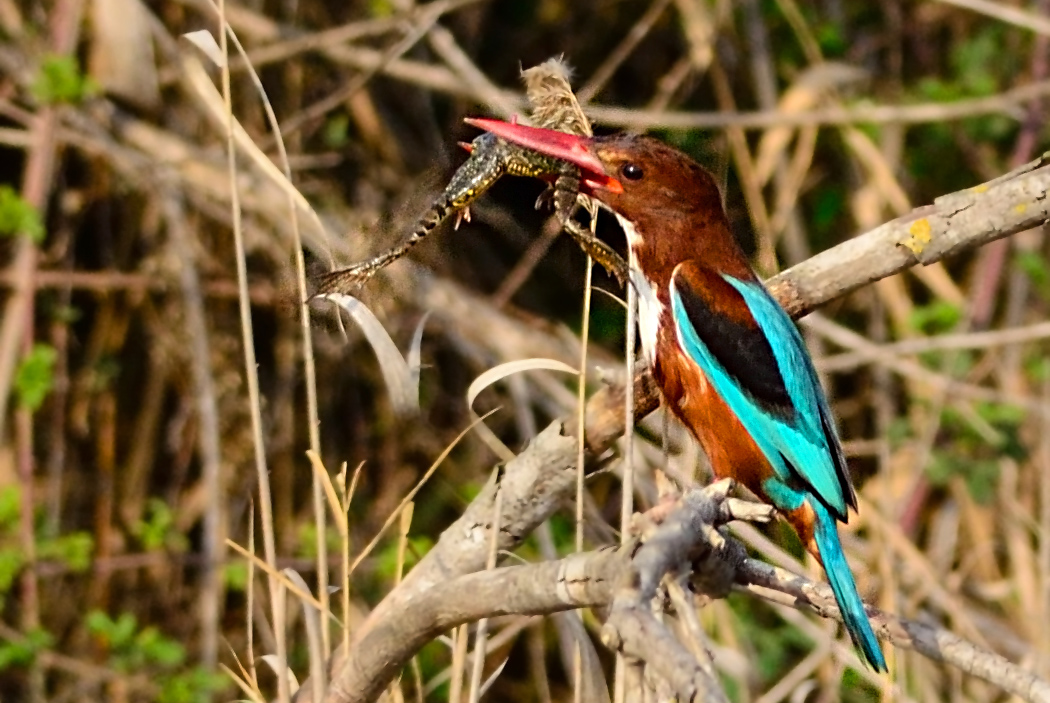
[766,154,1050,318]
[599,482,761,703]
[325,486,1050,703]
[325,549,623,703]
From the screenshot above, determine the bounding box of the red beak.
[464,117,624,195]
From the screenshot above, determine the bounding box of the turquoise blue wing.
[669,261,855,518]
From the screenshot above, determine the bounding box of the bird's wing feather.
[670,261,855,518]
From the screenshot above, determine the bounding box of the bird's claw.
[700,478,775,524]
[724,499,776,524]
[706,477,736,500]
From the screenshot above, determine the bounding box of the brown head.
[579,134,724,220]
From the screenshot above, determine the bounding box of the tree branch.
[599,482,771,703]
[325,485,1050,703]
[765,152,1050,318]
[325,549,624,703]
[738,560,1050,703]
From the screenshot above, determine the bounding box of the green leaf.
[158,668,230,703]
[223,562,248,591]
[886,417,912,448]
[14,344,57,411]
[0,486,20,527]
[927,449,1002,504]
[112,613,138,647]
[87,610,138,649]
[38,531,94,572]
[975,402,1025,428]
[810,186,844,235]
[323,114,351,149]
[0,627,53,670]
[85,610,107,630]
[31,54,96,105]
[368,0,394,17]
[375,535,433,580]
[546,512,575,551]
[0,186,44,243]
[87,609,194,673]
[0,549,25,597]
[951,30,1003,97]
[908,301,962,335]
[840,666,881,702]
[815,22,847,57]
[1026,356,1050,383]
[965,459,1001,504]
[136,626,185,667]
[295,522,342,560]
[916,77,960,102]
[131,499,184,552]
[1016,250,1050,300]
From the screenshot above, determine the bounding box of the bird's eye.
[621,163,644,180]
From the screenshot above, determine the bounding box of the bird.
[465,117,887,672]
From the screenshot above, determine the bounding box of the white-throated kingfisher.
[466,117,887,672]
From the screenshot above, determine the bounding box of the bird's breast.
[656,333,776,503]
[629,263,663,367]
[612,215,774,497]
[619,217,664,368]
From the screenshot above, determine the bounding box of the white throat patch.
[615,214,664,367]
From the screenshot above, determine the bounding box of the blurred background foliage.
[0,0,1050,701]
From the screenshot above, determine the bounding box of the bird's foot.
[703,478,776,525]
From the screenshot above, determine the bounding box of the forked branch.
[325,483,1050,703]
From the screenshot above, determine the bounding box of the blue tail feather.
[812,501,887,672]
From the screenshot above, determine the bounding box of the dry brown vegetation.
[2,1,1050,702]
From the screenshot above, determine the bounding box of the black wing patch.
[673,267,795,421]
[820,407,857,513]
